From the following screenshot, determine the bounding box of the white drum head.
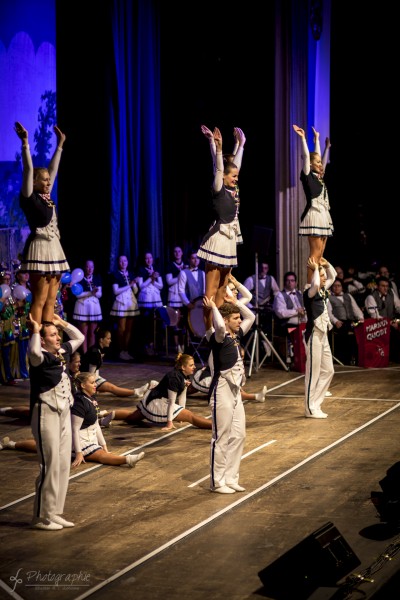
[188,296,206,338]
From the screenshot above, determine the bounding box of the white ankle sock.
[135,383,150,397]
[1,437,15,448]
[254,392,263,401]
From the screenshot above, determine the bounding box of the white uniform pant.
[210,377,246,489]
[31,402,72,522]
[305,328,334,414]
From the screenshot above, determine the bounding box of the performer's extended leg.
[29,273,49,323]
[205,265,231,307]
[176,409,212,429]
[307,236,327,283]
[42,275,61,323]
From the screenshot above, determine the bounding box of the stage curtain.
[108,0,163,272]
[274,0,331,290]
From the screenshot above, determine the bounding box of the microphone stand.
[244,252,289,376]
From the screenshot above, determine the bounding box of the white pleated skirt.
[198,219,243,268]
[137,393,184,424]
[299,193,334,238]
[73,297,102,321]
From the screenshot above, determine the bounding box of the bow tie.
[191,268,198,272]
[290,292,297,295]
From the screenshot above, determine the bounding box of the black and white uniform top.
[137,368,187,423]
[70,391,106,457]
[20,191,69,274]
[303,264,337,344]
[166,261,187,308]
[19,144,69,274]
[28,322,85,416]
[80,343,107,388]
[137,266,163,309]
[198,146,244,268]
[72,274,103,322]
[207,300,255,399]
[110,269,140,317]
[298,135,333,238]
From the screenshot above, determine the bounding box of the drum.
[188,296,206,338]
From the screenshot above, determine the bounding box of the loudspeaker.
[258,522,361,599]
[379,461,400,498]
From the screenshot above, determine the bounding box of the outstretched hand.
[28,312,41,334]
[54,125,66,146]
[228,274,238,287]
[223,294,236,305]
[234,127,246,145]
[14,122,28,142]
[213,127,222,142]
[307,257,318,271]
[292,124,305,137]
[319,257,329,268]
[311,126,320,141]
[201,125,213,139]
[52,313,65,327]
[203,295,216,309]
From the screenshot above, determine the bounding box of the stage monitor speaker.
[258,521,361,599]
[250,225,273,257]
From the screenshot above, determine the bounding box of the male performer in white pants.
[28,313,84,530]
[203,294,255,494]
[303,257,336,418]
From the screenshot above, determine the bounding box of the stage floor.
[1,357,400,600]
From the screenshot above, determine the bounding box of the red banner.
[289,323,306,373]
[354,318,391,368]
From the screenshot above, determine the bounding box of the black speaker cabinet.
[258,522,361,599]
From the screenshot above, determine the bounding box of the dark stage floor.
[1,356,400,600]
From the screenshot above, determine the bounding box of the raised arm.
[201,124,217,172]
[52,313,85,352]
[231,127,246,170]
[14,122,33,197]
[27,313,44,366]
[213,127,224,192]
[227,274,252,305]
[311,126,321,156]
[236,299,255,336]
[293,124,310,175]
[321,136,331,171]
[203,295,225,342]
[307,257,321,298]
[232,127,240,156]
[47,125,66,192]
[319,257,337,290]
